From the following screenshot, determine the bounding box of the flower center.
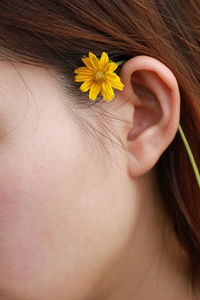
[95,70,105,81]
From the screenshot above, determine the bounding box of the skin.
[0,57,197,300]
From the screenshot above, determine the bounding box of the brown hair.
[0,0,199,293]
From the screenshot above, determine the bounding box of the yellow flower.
[74,52,124,101]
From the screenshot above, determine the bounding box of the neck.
[91,169,196,300]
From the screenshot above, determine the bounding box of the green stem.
[178,124,200,188]
[116,60,126,66]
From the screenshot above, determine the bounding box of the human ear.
[115,55,180,178]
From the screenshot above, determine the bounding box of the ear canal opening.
[127,78,162,140]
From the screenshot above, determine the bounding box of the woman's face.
[0,61,136,300]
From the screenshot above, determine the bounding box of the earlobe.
[117,56,180,178]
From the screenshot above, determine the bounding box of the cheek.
[0,125,111,298]
[0,130,85,287]
[0,168,56,282]
[0,112,130,299]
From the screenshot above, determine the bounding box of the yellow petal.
[88,52,100,69]
[75,74,93,82]
[105,62,118,73]
[101,81,115,101]
[80,79,93,92]
[99,52,109,70]
[105,73,124,90]
[105,72,121,82]
[81,57,94,70]
[74,67,94,75]
[89,82,101,101]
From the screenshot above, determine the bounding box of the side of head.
[0,1,199,299]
